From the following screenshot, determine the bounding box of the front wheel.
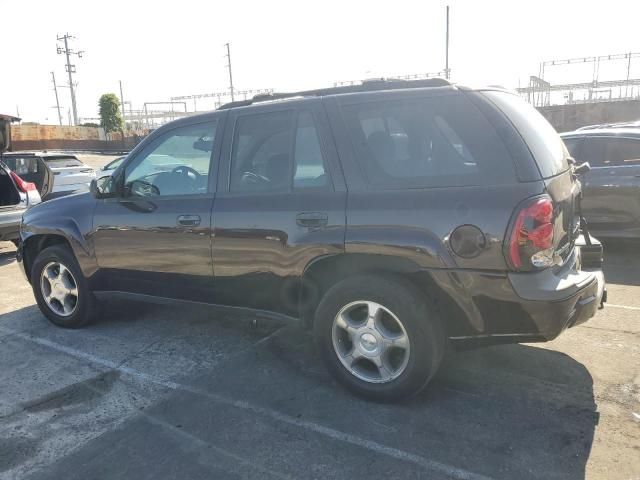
[31,245,95,328]
[314,274,445,402]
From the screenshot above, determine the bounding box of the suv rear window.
[44,157,84,168]
[341,94,515,188]
[483,91,569,178]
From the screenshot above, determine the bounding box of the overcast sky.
[1,0,638,123]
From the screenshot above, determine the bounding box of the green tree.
[98,93,123,133]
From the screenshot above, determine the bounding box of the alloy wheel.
[331,300,411,383]
[40,261,79,317]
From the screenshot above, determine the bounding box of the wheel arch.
[300,253,471,337]
[21,221,95,283]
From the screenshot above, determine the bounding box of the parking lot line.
[606,303,640,311]
[0,325,494,480]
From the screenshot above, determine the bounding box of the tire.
[314,274,445,402]
[31,245,95,328]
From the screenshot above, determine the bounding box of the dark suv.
[18,79,606,401]
[561,126,640,238]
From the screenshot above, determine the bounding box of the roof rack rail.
[576,120,640,131]
[217,77,452,110]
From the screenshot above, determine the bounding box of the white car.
[3,152,96,199]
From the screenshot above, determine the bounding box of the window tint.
[484,91,568,178]
[582,137,640,167]
[230,110,329,193]
[125,121,216,197]
[581,137,608,166]
[44,157,84,168]
[294,111,328,188]
[606,138,640,165]
[341,94,515,188]
[3,157,40,174]
[562,137,582,159]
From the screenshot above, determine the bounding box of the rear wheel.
[314,274,445,402]
[31,245,94,328]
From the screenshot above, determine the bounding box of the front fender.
[20,193,98,279]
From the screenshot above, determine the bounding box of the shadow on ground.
[0,250,16,268]
[601,239,640,286]
[0,298,598,480]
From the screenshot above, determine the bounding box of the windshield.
[104,157,125,170]
[483,91,569,178]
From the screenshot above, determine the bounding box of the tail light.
[10,171,38,193]
[507,195,555,270]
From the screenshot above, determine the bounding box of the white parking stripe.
[0,326,494,480]
[606,303,640,311]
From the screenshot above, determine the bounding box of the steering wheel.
[172,165,201,179]
[240,171,270,186]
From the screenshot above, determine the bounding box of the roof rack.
[576,121,640,131]
[218,77,452,110]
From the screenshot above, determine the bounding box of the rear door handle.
[177,214,201,227]
[296,212,328,228]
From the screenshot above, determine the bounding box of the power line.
[51,72,63,126]
[57,33,84,126]
[224,43,235,102]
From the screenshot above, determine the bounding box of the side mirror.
[90,175,118,198]
[193,137,213,152]
[574,162,591,176]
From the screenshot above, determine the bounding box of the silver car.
[3,152,96,199]
[0,157,49,245]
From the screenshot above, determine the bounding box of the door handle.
[296,212,328,228]
[177,215,201,227]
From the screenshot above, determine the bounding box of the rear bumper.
[443,238,606,347]
[508,264,604,338]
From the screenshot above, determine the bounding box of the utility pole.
[224,42,235,102]
[445,6,450,80]
[51,72,63,126]
[119,80,126,127]
[57,33,84,126]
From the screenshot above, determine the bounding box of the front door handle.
[296,212,328,228]
[177,214,201,227]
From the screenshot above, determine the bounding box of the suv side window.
[230,110,329,193]
[607,138,640,165]
[581,137,640,167]
[341,94,515,188]
[125,121,216,197]
[562,137,582,159]
[581,137,608,167]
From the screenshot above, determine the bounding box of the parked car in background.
[561,126,640,238]
[3,152,95,199]
[0,159,45,245]
[19,79,605,401]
